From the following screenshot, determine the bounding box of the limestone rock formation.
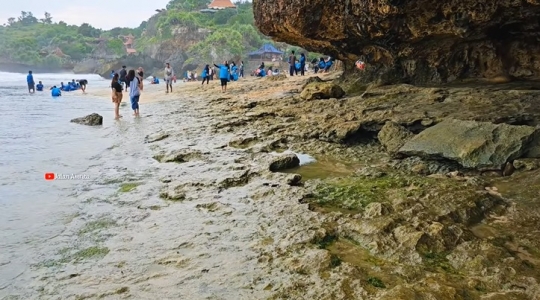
[253,0,540,84]
[300,82,345,100]
[70,113,103,126]
[377,121,413,156]
[399,119,539,169]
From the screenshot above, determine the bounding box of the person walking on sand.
[164,63,174,93]
[111,73,123,120]
[201,64,210,86]
[127,69,141,117]
[214,61,230,93]
[27,71,35,93]
[288,51,296,77]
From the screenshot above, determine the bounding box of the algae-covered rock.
[513,158,540,171]
[377,121,413,156]
[269,153,300,172]
[300,82,345,100]
[70,113,103,126]
[399,119,539,169]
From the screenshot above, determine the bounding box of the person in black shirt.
[111,73,123,120]
[77,79,88,93]
[119,66,127,91]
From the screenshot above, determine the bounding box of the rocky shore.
[174,73,540,299]
[16,73,540,299]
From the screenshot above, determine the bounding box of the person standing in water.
[78,79,88,93]
[137,67,144,92]
[128,69,141,117]
[164,63,174,93]
[111,73,123,120]
[27,71,35,93]
[214,61,230,93]
[119,66,127,91]
[201,64,210,86]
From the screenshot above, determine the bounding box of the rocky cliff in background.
[254,0,540,84]
[74,23,211,78]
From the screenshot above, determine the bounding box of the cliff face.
[254,0,540,84]
[143,26,211,69]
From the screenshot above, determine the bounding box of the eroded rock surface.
[378,121,413,157]
[300,81,345,100]
[253,0,540,84]
[399,119,539,169]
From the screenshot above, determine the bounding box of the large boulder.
[399,119,539,169]
[70,113,103,126]
[300,82,345,100]
[377,121,413,157]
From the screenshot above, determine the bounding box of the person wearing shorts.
[214,61,230,93]
[164,63,174,93]
[128,69,141,117]
[110,74,123,120]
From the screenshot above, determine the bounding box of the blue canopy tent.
[248,44,284,60]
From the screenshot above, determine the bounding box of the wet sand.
[3,74,337,299]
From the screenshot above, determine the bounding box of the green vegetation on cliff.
[137,0,270,62]
[0,11,142,68]
[0,1,317,72]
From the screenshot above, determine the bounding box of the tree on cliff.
[167,0,211,11]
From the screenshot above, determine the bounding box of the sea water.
[0,72,113,290]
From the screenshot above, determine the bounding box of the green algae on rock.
[118,182,141,193]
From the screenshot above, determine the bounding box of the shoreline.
[5,71,540,299]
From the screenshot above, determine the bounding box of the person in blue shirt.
[36,81,44,91]
[201,65,210,85]
[231,62,238,81]
[213,61,230,93]
[299,53,306,76]
[110,70,115,79]
[27,71,35,93]
[324,58,334,72]
[318,58,326,73]
[51,86,61,97]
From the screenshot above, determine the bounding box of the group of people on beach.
[26,71,88,96]
[110,66,144,119]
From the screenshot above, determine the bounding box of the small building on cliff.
[207,0,236,9]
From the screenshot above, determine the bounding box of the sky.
[0,0,172,29]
